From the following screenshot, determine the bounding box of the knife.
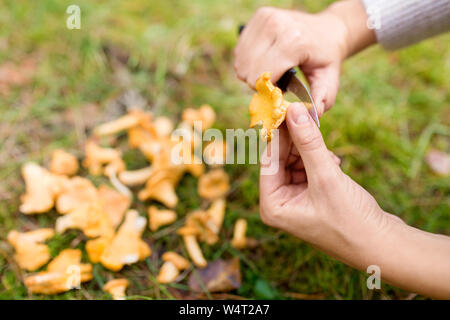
[238,24,320,127]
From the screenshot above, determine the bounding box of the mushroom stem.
[118,166,153,186]
[157,261,180,283]
[231,218,247,249]
[183,235,207,268]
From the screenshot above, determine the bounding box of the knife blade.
[285,74,320,128]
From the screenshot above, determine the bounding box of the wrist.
[324,0,376,58]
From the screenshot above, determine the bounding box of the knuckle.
[256,6,273,17]
[297,127,323,151]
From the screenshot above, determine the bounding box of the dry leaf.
[188,258,241,293]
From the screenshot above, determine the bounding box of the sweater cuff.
[361,0,450,50]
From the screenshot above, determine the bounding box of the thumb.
[306,64,340,117]
[285,102,338,178]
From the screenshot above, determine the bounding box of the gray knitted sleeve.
[361,0,450,50]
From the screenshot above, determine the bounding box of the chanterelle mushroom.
[182,104,216,131]
[93,109,152,137]
[20,162,68,214]
[24,249,93,295]
[138,168,183,208]
[157,252,190,284]
[231,218,247,249]
[249,72,290,141]
[7,228,54,271]
[198,168,230,200]
[83,139,125,176]
[118,166,153,186]
[50,149,79,176]
[103,279,129,300]
[100,210,151,271]
[148,206,177,231]
[56,176,98,214]
[98,185,131,228]
[183,235,207,268]
[55,200,114,239]
[203,139,227,167]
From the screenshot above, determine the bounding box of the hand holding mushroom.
[259,103,450,299]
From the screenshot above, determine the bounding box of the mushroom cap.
[7,228,54,271]
[100,210,151,271]
[98,185,131,228]
[24,249,93,295]
[56,176,98,214]
[162,251,190,270]
[198,169,230,200]
[103,278,129,300]
[55,200,114,239]
[83,140,125,176]
[249,72,290,141]
[50,149,79,176]
[182,104,216,131]
[20,162,68,214]
[148,206,177,231]
[203,139,227,166]
[153,116,174,137]
[157,261,180,284]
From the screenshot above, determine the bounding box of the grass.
[0,0,449,300]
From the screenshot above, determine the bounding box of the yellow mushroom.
[198,169,230,200]
[103,279,129,300]
[86,236,110,264]
[157,261,179,283]
[138,169,183,208]
[55,200,114,239]
[156,251,190,284]
[24,249,93,295]
[182,104,216,131]
[82,139,125,176]
[203,139,227,166]
[49,149,79,176]
[249,72,290,141]
[183,235,207,268]
[231,218,248,249]
[19,162,68,214]
[153,116,174,137]
[98,185,131,228]
[162,251,190,270]
[93,109,153,137]
[55,176,98,214]
[118,166,153,186]
[148,206,177,231]
[7,228,54,271]
[100,210,151,271]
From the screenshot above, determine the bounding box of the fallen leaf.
[188,258,241,293]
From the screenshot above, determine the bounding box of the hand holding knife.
[238,24,320,127]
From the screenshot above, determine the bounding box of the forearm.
[324,0,376,58]
[351,216,450,299]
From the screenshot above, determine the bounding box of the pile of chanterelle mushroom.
[7,105,251,299]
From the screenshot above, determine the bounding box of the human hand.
[259,102,403,265]
[234,7,348,116]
